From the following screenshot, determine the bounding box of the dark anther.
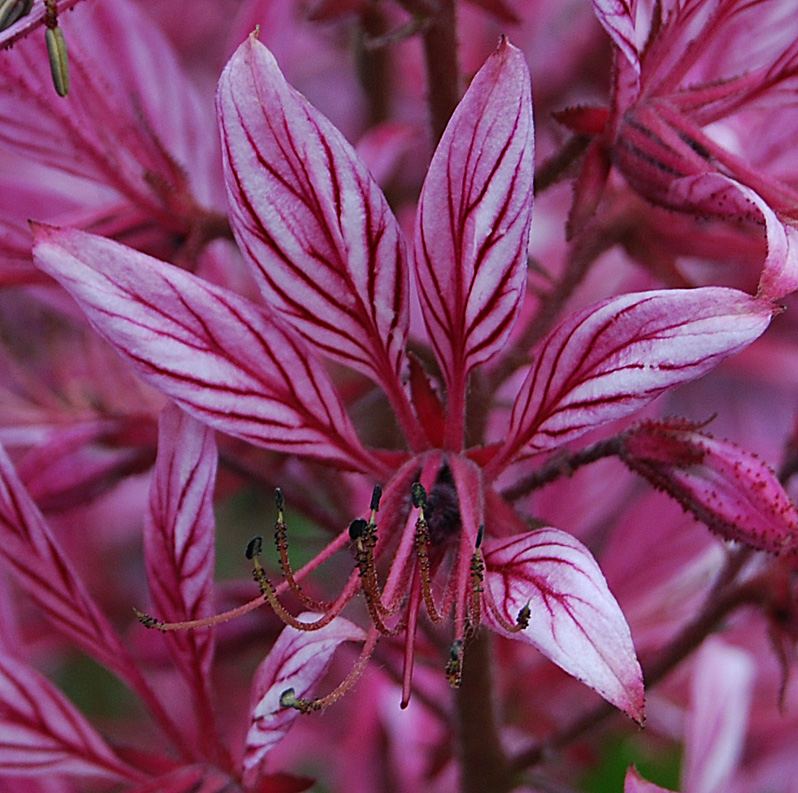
[445,639,464,688]
[449,638,463,661]
[135,609,165,632]
[275,488,284,511]
[370,485,383,512]
[349,518,368,541]
[476,523,484,548]
[516,602,531,630]
[280,688,297,708]
[411,482,427,509]
[245,535,264,560]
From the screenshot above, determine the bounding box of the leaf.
[483,529,645,722]
[683,639,754,793]
[243,615,366,785]
[491,288,774,471]
[144,404,217,690]
[0,653,139,781]
[414,38,534,394]
[218,35,409,391]
[621,420,798,555]
[592,0,640,73]
[0,443,145,687]
[32,225,374,473]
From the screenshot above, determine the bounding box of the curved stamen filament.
[274,488,333,612]
[480,574,530,634]
[280,626,381,714]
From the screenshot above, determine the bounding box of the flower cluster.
[0,1,797,792]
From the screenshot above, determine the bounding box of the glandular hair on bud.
[411,482,427,509]
[45,25,70,97]
[245,535,264,560]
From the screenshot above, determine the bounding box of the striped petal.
[218,34,409,391]
[243,615,366,785]
[144,405,217,689]
[413,38,534,399]
[0,442,141,685]
[32,225,373,472]
[484,528,645,722]
[592,0,640,73]
[491,288,774,472]
[0,654,140,781]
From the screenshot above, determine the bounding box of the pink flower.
[31,33,781,735]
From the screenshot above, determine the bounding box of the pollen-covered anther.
[411,482,428,510]
[445,639,464,688]
[279,687,321,714]
[516,602,531,630]
[134,608,166,632]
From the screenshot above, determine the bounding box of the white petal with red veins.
[243,615,366,782]
[484,529,645,721]
[0,654,139,781]
[144,404,217,687]
[218,35,409,391]
[32,225,373,472]
[492,287,774,471]
[414,38,534,397]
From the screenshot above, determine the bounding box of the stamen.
[481,579,530,634]
[134,608,166,631]
[248,535,343,632]
[413,503,444,623]
[44,0,69,97]
[279,687,321,714]
[351,486,400,632]
[280,627,380,714]
[476,523,484,549]
[273,489,331,611]
[468,550,485,629]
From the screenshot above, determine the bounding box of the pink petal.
[492,288,774,471]
[667,174,798,300]
[621,420,798,555]
[0,443,143,684]
[144,405,217,688]
[592,0,640,73]
[0,653,139,781]
[484,529,645,722]
[32,225,373,472]
[414,38,534,393]
[218,35,409,391]
[625,767,675,793]
[243,615,366,784]
[683,639,754,793]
